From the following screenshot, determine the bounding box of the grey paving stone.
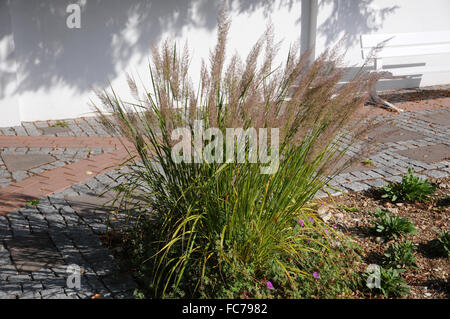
[383,167,402,176]
[0,283,22,297]
[8,216,31,237]
[0,290,18,299]
[41,277,67,290]
[22,123,41,136]
[13,126,27,136]
[102,274,137,295]
[364,170,384,178]
[0,217,12,239]
[21,281,44,291]
[364,179,388,189]
[84,273,110,295]
[18,291,42,299]
[343,182,370,192]
[424,170,449,179]
[314,190,327,199]
[38,126,71,136]
[0,249,12,265]
[12,171,29,181]
[0,263,19,281]
[31,268,56,281]
[7,274,32,283]
[2,153,55,172]
[385,175,402,183]
[40,288,68,299]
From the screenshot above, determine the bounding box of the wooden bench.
[360,30,450,112]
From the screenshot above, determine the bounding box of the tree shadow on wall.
[318,0,399,48]
[0,0,398,101]
[0,0,303,100]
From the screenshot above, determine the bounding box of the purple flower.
[313,272,319,279]
[266,281,274,290]
[298,219,304,227]
[309,217,314,223]
[332,224,337,229]
[306,240,311,244]
[325,228,329,236]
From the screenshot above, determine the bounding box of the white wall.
[0,0,302,126]
[315,0,450,90]
[0,0,21,126]
[1,0,449,126]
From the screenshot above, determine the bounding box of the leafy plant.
[381,168,436,202]
[26,200,40,206]
[379,267,410,297]
[436,229,450,257]
[362,159,374,166]
[93,11,378,298]
[52,121,69,127]
[383,240,417,269]
[370,209,417,239]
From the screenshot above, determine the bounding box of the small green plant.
[52,121,69,127]
[26,200,40,206]
[381,168,436,202]
[370,209,417,239]
[336,205,361,213]
[436,229,450,257]
[383,240,417,269]
[379,267,410,297]
[362,159,374,166]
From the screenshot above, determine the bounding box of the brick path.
[0,136,133,216]
[0,89,449,299]
[0,122,139,299]
[317,106,450,197]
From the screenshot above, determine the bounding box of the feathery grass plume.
[92,9,381,298]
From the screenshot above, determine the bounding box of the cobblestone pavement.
[0,120,137,299]
[317,106,450,197]
[0,170,139,299]
[0,92,449,299]
[0,117,114,138]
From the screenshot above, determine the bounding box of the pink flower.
[298,219,304,227]
[332,224,337,229]
[266,281,274,290]
[325,228,329,236]
[309,217,314,223]
[313,272,319,279]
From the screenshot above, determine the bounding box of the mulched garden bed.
[317,176,450,299]
[102,176,449,299]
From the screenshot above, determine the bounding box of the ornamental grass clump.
[93,12,379,298]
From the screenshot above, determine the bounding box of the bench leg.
[369,86,404,113]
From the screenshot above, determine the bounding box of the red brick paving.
[0,136,122,149]
[0,136,136,216]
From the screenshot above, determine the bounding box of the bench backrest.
[361,30,450,59]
